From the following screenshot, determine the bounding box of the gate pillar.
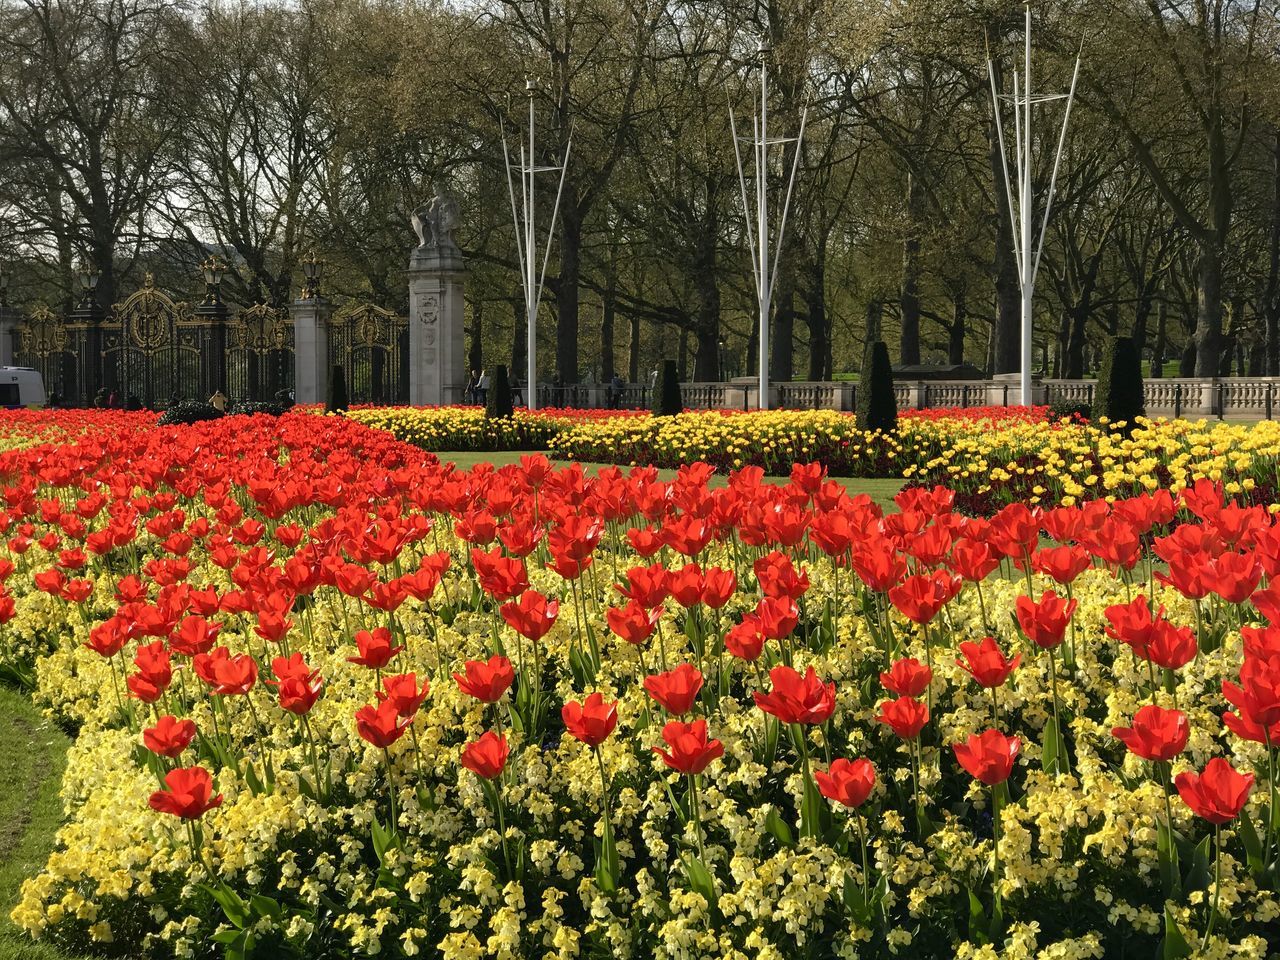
[291,294,331,406]
[407,186,467,406]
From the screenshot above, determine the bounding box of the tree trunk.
[600,274,616,383]
[899,172,924,365]
[770,259,795,382]
[677,326,689,382]
[1065,305,1089,378]
[692,218,721,381]
[1266,130,1280,376]
[1131,289,1151,359]
[804,249,830,380]
[555,194,582,384]
[988,58,1020,375]
[948,288,966,365]
[1152,300,1166,378]
[1194,241,1224,376]
[628,309,641,383]
[468,298,483,374]
[510,292,526,383]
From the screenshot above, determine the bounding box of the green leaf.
[1162,905,1194,959]
[297,774,316,801]
[1184,834,1212,892]
[1040,718,1061,775]
[800,770,826,840]
[371,818,397,863]
[1156,820,1182,897]
[242,760,265,797]
[682,854,718,908]
[765,807,795,847]
[249,893,283,921]
[200,882,250,929]
[966,887,990,945]
[1237,807,1264,876]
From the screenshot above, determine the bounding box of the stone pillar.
[0,303,15,366]
[291,296,331,405]
[407,187,467,406]
[72,299,107,402]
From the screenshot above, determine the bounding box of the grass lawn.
[434,451,905,510]
[0,688,85,960]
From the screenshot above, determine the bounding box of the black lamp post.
[201,255,227,305]
[73,260,106,403]
[75,261,100,307]
[299,251,325,300]
[196,255,230,399]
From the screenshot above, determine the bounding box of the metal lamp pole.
[501,78,571,411]
[730,40,807,411]
[988,3,1080,407]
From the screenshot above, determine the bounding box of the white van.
[0,367,47,408]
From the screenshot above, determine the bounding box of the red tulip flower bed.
[0,409,1278,958]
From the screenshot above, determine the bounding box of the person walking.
[475,369,490,406]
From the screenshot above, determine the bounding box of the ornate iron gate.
[328,303,409,404]
[101,275,218,407]
[228,304,294,402]
[15,306,83,402]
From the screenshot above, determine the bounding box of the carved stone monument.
[408,185,467,406]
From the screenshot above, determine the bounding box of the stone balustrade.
[557,376,1280,420]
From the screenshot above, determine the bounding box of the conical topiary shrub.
[485,364,514,419]
[856,340,897,433]
[327,364,349,414]
[651,359,683,416]
[1093,335,1145,430]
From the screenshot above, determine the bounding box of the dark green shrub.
[157,401,224,426]
[229,400,293,417]
[651,359,683,416]
[1093,336,1145,429]
[856,341,897,433]
[486,365,514,419]
[327,365,349,414]
[1049,399,1092,423]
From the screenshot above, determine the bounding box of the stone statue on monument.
[411,183,461,255]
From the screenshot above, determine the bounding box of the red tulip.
[148,766,223,820]
[347,627,404,669]
[193,647,258,696]
[754,665,836,725]
[500,590,559,641]
[169,615,221,656]
[1145,621,1198,671]
[879,657,932,698]
[377,673,430,718]
[754,595,799,640]
[754,551,810,600]
[1015,590,1077,649]
[876,696,929,740]
[889,571,962,625]
[143,715,197,758]
[1030,544,1091,585]
[355,700,412,748]
[453,656,516,703]
[606,600,662,645]
[461,731,509,780]
[952,730,1021,785]
[643,663,704,716]
[652,719,724,775]
[561,692,618,746]
[724,616,765,662]
[668,563,706,608]
[700,567,737,609]
[1175,757,1255,824]
[956,637,1021,688]
[470,547,530,600]
[267,654,323,715]
[815,758,876,809]
[1111,704,1188,762]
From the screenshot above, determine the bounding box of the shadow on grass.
[0,687,87,960]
